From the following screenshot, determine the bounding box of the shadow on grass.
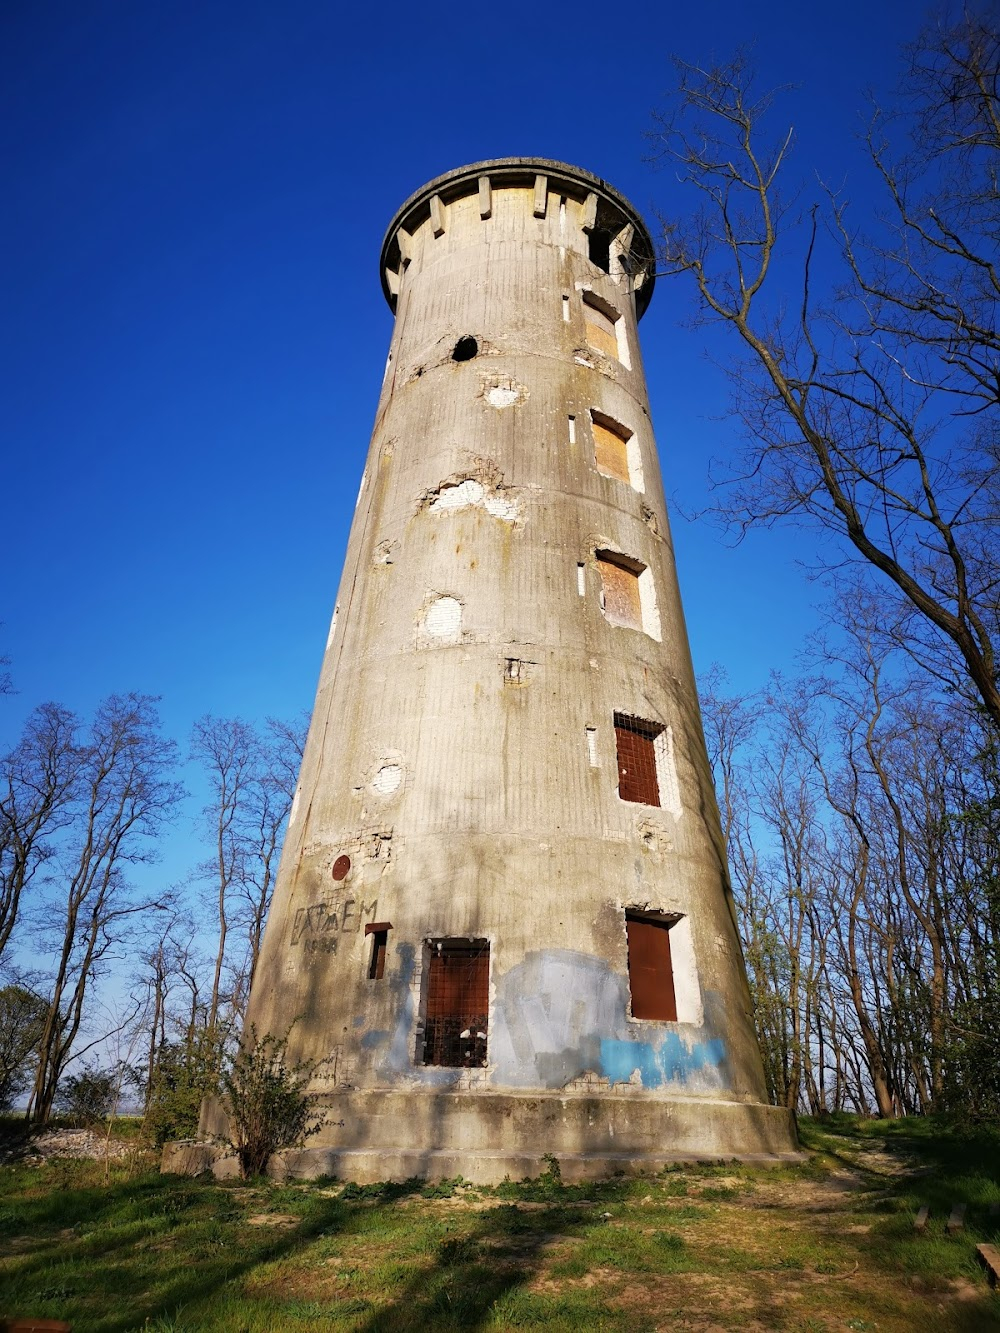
[3,1121,1000,1332]
[0,1170,425,1332]
[800,1114,1000,1217]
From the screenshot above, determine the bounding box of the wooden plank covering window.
[598,556,642,630]
[626,914,678,1020]
[614,713,661,806]
[592,417,630,483]
[584,301,619,359]
[423,940,490,1067]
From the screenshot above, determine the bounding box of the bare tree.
[0,703,80,960]
[28,695,181,1122]
[191,714,305,1030]
[650,11,1000,726]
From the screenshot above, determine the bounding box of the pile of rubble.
[0,1126,138,1164]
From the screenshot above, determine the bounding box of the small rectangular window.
[422,939,490,1067]
[368,931,388,979]
[614,713,663,806]
[586,726,599,767]
[583,295,620,360]
[588,230,611,273]
[366,921,392,979]
[590,411,643,492]
[597,554,643,630]
[626,912,678,1021]
[591,415,631,484]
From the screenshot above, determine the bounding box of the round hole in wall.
[332,854,351,881]
[452,336,478,362]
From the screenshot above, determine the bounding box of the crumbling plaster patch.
[423,469,522,524]
[418,593,464,645]
[481,375,528,410]
[372,764,404,796]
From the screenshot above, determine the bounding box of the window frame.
[625,910,680,1022]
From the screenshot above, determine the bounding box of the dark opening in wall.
[452,336,479,362]
[422,939,490,1067]
[366,921,392,980]
[368,931,388,979]
[588,230,611,273]
[625,912,678,1020]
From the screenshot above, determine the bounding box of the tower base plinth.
[163,1088,801,1183]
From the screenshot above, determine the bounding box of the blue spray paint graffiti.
[600,1034,726,1089]
[361,944,731,1094]
[490,949,731,1093]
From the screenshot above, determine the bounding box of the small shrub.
[145,1032,224,1147]
[56,1064,118,1126]
[218,1025,322,1178]
[541,1152,562,1183]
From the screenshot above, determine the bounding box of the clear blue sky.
[3,0,927,770]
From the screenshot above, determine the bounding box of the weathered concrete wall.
[223,159,795,1171]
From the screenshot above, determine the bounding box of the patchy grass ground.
[1,1116,998,1331]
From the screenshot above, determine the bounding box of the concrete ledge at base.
[176,1088,800,1183]
[163,1139,805,1185]
[161,1140,239,1179]
[280,1146,807,1185]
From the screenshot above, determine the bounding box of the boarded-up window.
[592,415,631,484]
[597,554,643,630]
[423,940,490,1067]
[626,913,678,1020]
[614,713,662,806]
[584,297,619,360]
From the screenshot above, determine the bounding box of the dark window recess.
[588,229,611,272]
[423,939,490,1067]
[368,930,388,979]
[614,713,662,806]
[626,913,678,1021]
[452,336,479,362]
[365,921,392,980]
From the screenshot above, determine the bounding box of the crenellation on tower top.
[380,157,657,316]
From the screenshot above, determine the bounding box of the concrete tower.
[213,159,797,1179]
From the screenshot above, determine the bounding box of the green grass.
[1,1117,999,1330]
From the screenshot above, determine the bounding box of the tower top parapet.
[380,157,657,317]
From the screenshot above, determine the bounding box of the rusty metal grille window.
[626,913,678,1020]
[614,713,662,806]
[591,414,631,484]
[597,554,643,630]
[422,939,490,1067]
[584,298,619,360]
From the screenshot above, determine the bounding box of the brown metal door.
[626,915,678,1020]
